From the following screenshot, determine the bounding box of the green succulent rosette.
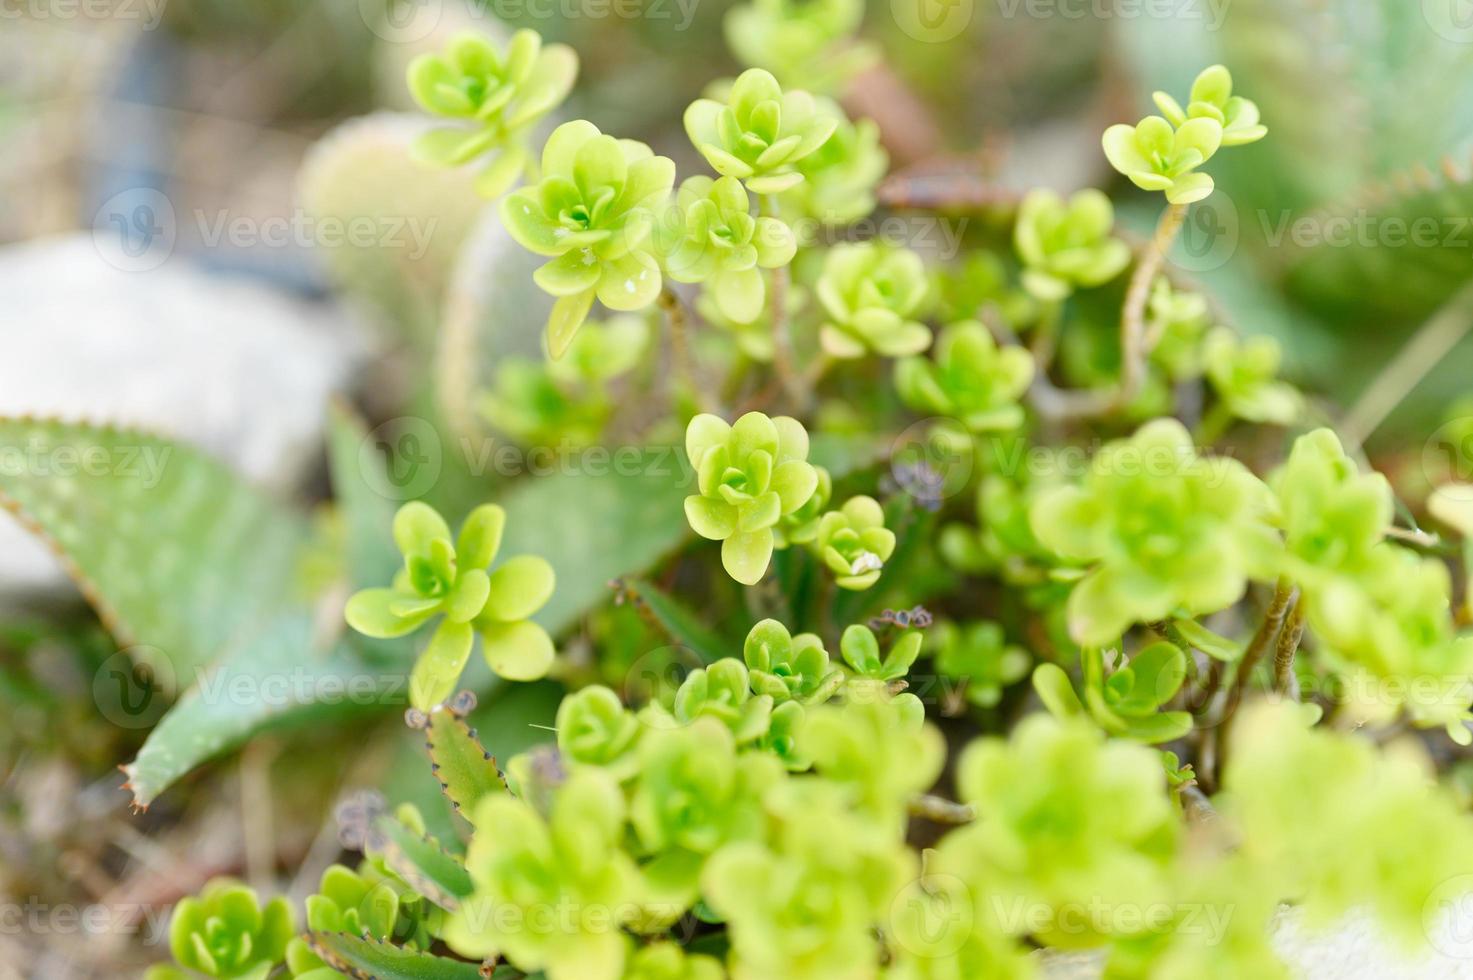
[723,0,875,94]
[895,320,1034,432]
[408,29,577,197]
[684,68,837,195]
[1153,64,1266,148]
[146,879,294,980]
[1203,326,1301,426]
[939,714,1180,948]
[930,620,1032,709]
[1102,115,1223,205]
[479,315,648,447]
[816,240,932,358]
[782,99,888,224]
[743,618,841,702]
[1028,419,1278,646]
[555,684,642,778]
[444,771,640,979]
[683,411,820,585]
[814,496,896,590]
[501,119,676,356]
[344,502,557,708]
[1013,188,1131,302]
[657,175,796,323]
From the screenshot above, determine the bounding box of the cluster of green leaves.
[1103,65,1265,203]
[345,502,557,708]
[114,12,1473,980]
[408,30,577,197]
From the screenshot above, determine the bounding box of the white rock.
[0,234,368,596]
[1039,902,1473,979]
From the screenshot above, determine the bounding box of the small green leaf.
[1032,663,1084,719]
[625,578,729,664]
[1114,642,1187,713]
[1170,617,1241,662]
[547,287,597,358]
[410,621,475,710]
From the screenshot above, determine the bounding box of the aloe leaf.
[423,704,507,818]
[1281,163,1473,324]
[623,578,729,664]
[306,932,485,980]
[497,455,691,633]
[369,815,474,910]
[0,418,308,684]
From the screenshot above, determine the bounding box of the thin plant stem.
[908,793,976,825]
[659,287,714,413]
[981,203,1187,423]
[1273,601,1306,699]
[1193,401,1234,446]
[762,194,805,412]
[1029,300,1063,372]
[1118,202,1188,407]
[1213,579,1295,782]
[1340,280,1473,447]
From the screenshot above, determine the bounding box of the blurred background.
[3,0,1473,974]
